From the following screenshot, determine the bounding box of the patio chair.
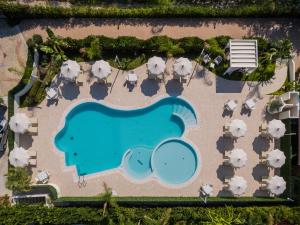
[203,54,211,64]
[224,176,231,184]
[261,176,269,184]
[28,126,38,136]
[243,98,258,111]
[259,151,269,160]
[214,56,223,65]
[29,117,38,127]
[28,158,37,167]
[76,72,85,86]
[223,159,231,166]
[223,151,230,159]
[224,100,238,112]
[28,150,37,158]
[260,182,268,190]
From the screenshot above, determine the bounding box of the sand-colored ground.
[18,59,286,197]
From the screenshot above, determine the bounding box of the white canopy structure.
[267,149,286,168]
[228,176,247,196]
[147,56,166,76]
[91,60,112,80]
[60,60,81,81]
[9,147,29,167]
[224,39,258,75]
[173,57,192,77]
[9,113,30,134]
[228,119,247,138]
[228,148,247,168]
[266,176,286,196]
[267,119,286,139]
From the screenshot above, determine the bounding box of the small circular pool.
[151,139,198,185]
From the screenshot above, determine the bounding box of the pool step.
[173,104,197,128]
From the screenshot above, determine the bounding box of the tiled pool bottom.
[55,97,199,185]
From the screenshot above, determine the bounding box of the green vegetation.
[0,205,299,225]
[5,167,31,193]
[1,1,300,20]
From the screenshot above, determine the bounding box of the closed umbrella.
[228,176,247,196]
[60,60,80,81]
[147,56,166,76]
[9,147,29,167]
[92,60,111,80]
[229,119,247,138]
[267,119,286,139]
[267,149,286,168]
[9,113,30,134]
[267,176,286,196]
[173,57,192,77]
[228,149,247,168]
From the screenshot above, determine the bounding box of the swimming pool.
[55,97,199,185]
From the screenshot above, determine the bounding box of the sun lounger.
[224,177,231,184]
[28,126,38,135]
[77,72,85,86]
[29,158,37,167]
[260,151,269,160]
[28,150,37,158]
[29,117,38,127]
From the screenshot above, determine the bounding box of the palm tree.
[101,182,117,217]
[143,208,172,225]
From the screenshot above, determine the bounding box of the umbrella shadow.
[18,134,33,150]
[165,79,184,96]
[60,82,80,100]
[216,136,234,154]
[240,107,251,116]
[216,164,234,181]
[217,189,234,197]
[90,82,108,100]
[252,136,271,155]
[253,189,269,197]
[252,164,270,181]
[140,78,160,96]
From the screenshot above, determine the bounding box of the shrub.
[86,37,102,60]
[206,38,224,58]
[5,167,31,193]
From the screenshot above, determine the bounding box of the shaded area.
[252,136,271,155]
[216,164,234,181]
[216,136,234,154]
[90,82,108,100]
[60,82,80,100]
[216,76,245,93]
[140,78,160,96]
[252,164,269,181]
[165,79,183,96]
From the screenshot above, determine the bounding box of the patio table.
[127,73,138,83]
[37,171,49,183]
[46,88,58,99]
[201,184,213,196]
[225,100,237,111]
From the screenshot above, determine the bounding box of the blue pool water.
[55,97,199,185]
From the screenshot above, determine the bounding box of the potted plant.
[267,97,285,114]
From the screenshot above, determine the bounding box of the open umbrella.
[228,119,247,138]
[9,113,30,134]
[267,119,286,139]
[9,147,29,167]
[60,60,80,81]
[267,176,286,196]
[228,149,247,168]
[267,149,286,168]
[92,60,112,80]
[228,176,247,196]
[147,56,166,76]
[173,57,192,77]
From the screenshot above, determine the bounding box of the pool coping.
[50,95,201,188]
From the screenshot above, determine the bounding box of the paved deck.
[18,60,285,197]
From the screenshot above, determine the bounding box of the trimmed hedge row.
[0,2,299,19]
[0,205,299,225]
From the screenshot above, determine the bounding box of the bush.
[5,167,31,193]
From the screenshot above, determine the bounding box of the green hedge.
[7,46,34,151]
[0,2,299,19]
[0,205,299,225]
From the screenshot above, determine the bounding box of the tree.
[86,37,102,60]
[205,206,245,225]
[101,182,117,217]
[5,167,31,193]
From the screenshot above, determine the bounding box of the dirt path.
[18,18,300,68]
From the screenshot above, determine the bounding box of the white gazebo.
[60,60,81,81]
[228,119,247,138]
[91,60,112,81]
[173,57,192,77]
[9,113,30,134]
[224,39,258,75]
[147,56,166,77]
[9,147,29,167]
[266,149,286,168]
[227,148,247,168]
[267,119,286,139]
[266,176,286,196]
[228,176,247,196]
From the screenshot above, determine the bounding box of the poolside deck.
[18,59,286,197]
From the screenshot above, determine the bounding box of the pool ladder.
[78,175,87,188]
